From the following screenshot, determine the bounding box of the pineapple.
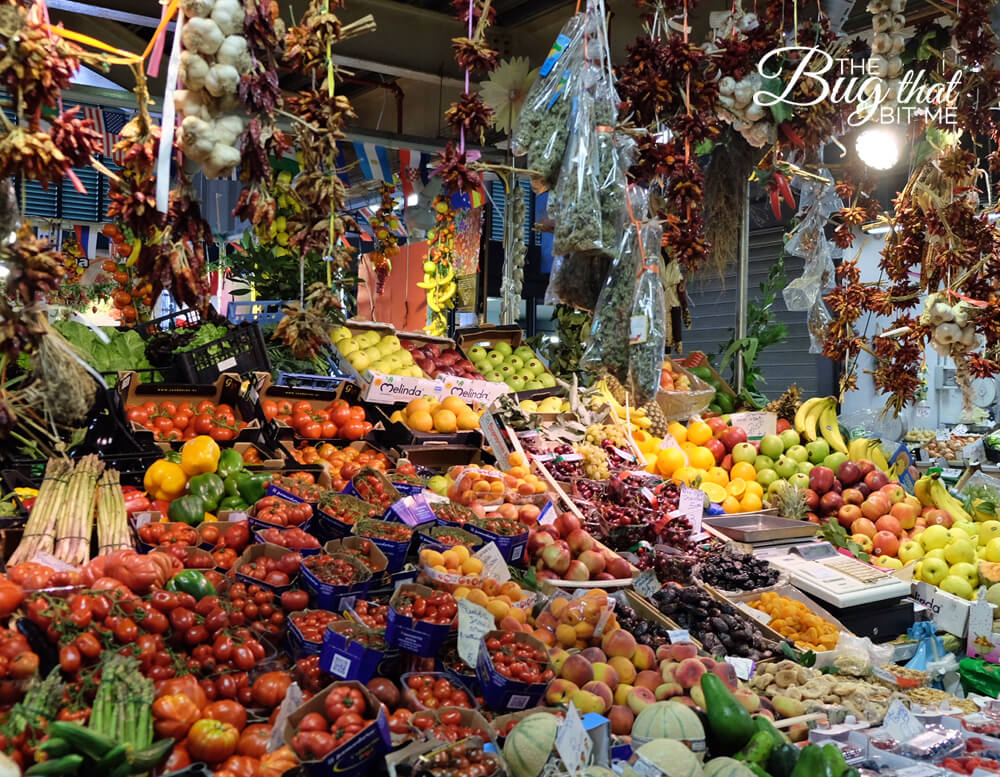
[605,373,669,436]
[772,482,808,521]
[765,384,802,423]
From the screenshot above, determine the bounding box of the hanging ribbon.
[155,7,184,215]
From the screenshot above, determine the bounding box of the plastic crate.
[276,372,348,390]
[175,321,271,383]
[132,308,204,339]
[227,299,289,326]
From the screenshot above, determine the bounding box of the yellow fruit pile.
[533,590,618,650]
[391,396,482,433]
[419,545,484,577]
[748,591,838,651]
[453,579,530,627]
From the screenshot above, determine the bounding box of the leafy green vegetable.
[173,324,231,354]
[53,321,157,382]
[819,518,870,563]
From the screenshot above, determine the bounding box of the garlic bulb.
[934,322,962,345]
[182,17,224,55]
[211,0,245,36]
[872,33,891,54]
[179,52,209,90]
[205,63,239,97]
[181,0,213,18]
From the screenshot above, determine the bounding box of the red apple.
[802,489,820,511]
[872,530,899,557]
[706,417,728,437]
[704,438,726,464]
[842,488,864,506]
[851,518,877,539]
[721,454,734,472]
[720,427,748,451]
[880,483,905,504]
[837,504,862,528]
[577,550,607,577]
[923,508,952,528]
[820,491,844,515]
[809,466,835,494]
[567,529,595,555]
[864,470,889,491]
[856,459,875,477]
[875,515,902,537]
[776,419,792,433]
[837,461,861,486]
[553,512,581,539]
[861,494,891,520]
[890,502,917,530]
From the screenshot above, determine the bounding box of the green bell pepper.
[218,495,249,512]
[223,473,242,498]
[167,494,206,525]
[163,450,182,464]
[187,473,225,512]
[166,569,217,600]
[236,473,269,504]
[217,448,244,480]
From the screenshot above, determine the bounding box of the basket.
[655,363,716,422]
[175,322,271,383]
[227,300,290,326]
[132,308,204,339]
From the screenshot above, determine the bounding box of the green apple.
[514,345,534,361]
[493,342,513,357]
[508,375,526,391]
[525,358,546,376]
[979,520,1000,546]
[986,537,1000,562]
[378,340,398,358]
[759,434,784,459]
[362,345,382,363]
[386,353,404,369]
[774,455,798,480]
[498,363,515,378]
[919,557,949,585]
[767,479,790,499]
[823,452,848,473]
[731,443,757,464]
[945,539,977,566]
[875,555,903,570]
[939,574,974,599]
[898,540,924,564]
[348,352,370,371]
[796,461,815,476]
[397,350,414,366]
[779,429,800,450]
[484,370,503,382]
[468,345,488,364]
[538,373,557,388]
[753,455,774,473]
[949,561,979,588]
[786,444,809,463]
[357,331,379,348]
[516,369,535,381]
[788,473,810,491]
[428,475,449,496]
[380,335,400,351]
[987,583,1000,606]
[339,339,360,356]
[486,350,506,366]
[924,548,947,561]
[525,379,544,390]
[920,525,950,551]
[370,358,392,373]
[805,439,830,465]
[507,355,524,370]
[755,469,779,488]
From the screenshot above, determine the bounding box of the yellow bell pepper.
[144,460,188,502]
[180,435,221,477]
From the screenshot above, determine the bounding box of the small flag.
[398,149,423,203]
[352,142,373,180]
[362,143,391,183]
[418,152,433,185]
[374,145,393,184]
[101,108,130,165]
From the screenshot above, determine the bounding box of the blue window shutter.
[24,179,58,218]
[100,161,121,222]
[61,166,100,221]
[489,179,505,242]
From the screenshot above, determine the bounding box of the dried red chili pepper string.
[459,0,474,153]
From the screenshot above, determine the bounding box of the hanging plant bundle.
[370,182,401,295]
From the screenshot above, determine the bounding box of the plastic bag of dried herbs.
[596,130,635,263]
[510,14,586,191]
[545,251,613,312]
[628,218,667,405]
[579,186,649,383]
[551,85,602,255]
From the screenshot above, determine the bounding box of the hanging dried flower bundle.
[369,183,401,295]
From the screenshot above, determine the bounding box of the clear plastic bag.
[551,84,602,255]
[580,187,649,383]
[544,251,613,312]
[510,14,586,191]
[628,221,667,405]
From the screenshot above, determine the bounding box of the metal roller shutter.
[681,225,831,401]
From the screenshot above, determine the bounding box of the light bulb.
[406,193,419,206]
[856,127,899,170]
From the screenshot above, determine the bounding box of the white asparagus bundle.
[8,459,71,565]
[96,469,132,554]
[54,455,104,565]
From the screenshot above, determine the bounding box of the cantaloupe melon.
[702,757,755,777]
[631,701,706,754]
[625,739,703,777]
[582,767,617,777]
[503,713,559,777]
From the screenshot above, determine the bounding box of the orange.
[433,409,458,433]
[705,466,729,486]
[406,397,432,415]
[673,466,699,486]
[740,493,763,512]
[681,441,698,456]
[730,461,757,482]
[744,481,764,499]
[441,396,469,415]
[656,448,685,477]
[722,496,742,514]
[407,410,434,433]
[461,557,484,575]
[700,482,728,504]
[687,421,712,445]
[667,422,687,444]
[727,477,747,497]
[688,446,715,471]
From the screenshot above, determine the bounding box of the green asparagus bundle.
[96,469,132,554]
[88,654,153,750]
[54,455,104,565]
[8,459,71,565]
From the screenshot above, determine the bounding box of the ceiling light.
[856,127,900,170]
[406,192,419,207]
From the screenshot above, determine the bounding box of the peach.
[634,670,662,692]
[614,683,634,707]
[560,654,594,687]
[602,629,637,659]
[549,649,570,674]
[757,709,775,720]
[655,644,673,662]
[608,655,637,686]
[572,689,607,715]
[698,657,717,670]
[535,611,559,631]
[582,681,613,713]
[608,705,635,736]
[632,644,656,671]
[580,647,607,664]
[545,679,579,705]
[772,695,805,719]
[655,682,684,700]
[532,628,557,648]
[676,658,707,689]
[626,686,657,715]
[711,662,738,691]
[592,662,620,691]
[659,661,678,684]
[786,723,809,743]
[669,642,699,662]
[733,689,761,713]
[673,696,699,709]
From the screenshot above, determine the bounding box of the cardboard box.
[286,609,341,658]
[283,681,391,777]
[352,518,413,573]
[454,324,562,401]
[314,493,382,541]
[300,553,373,610]
[464,518,529,566]
[913,580,977,637]
[400,671,478,712]
[399,444,483,470]
[324,537,389,580]
[385,583,455,658]
[232,442,286,470]
[342,468,403,516]
[247,496,313,534]
[726,584,851,651]
[320,622,398,682]
[475,630,552,711]
[370,407,483,450]
[253,527,322,555]
[234,542,299,593]
[415,525,482,552]
[407,707,496,746]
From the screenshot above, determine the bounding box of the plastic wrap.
[782,170,841,312]
[509,14,586,190]
[580,186,649,383]
[544,251,613,311]
[628,218,666,405]
[551,85,602,255]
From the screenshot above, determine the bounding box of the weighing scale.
[764,542,915,642]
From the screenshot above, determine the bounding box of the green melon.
[503,713,559,777]
[628,739,703,777]
[632,702,706,748]
[702,758,756,777]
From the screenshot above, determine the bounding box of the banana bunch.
[590,378,652,430]
[418,259,456,336]
[848,437,891,472]
[794,396,848,454]
[914,474,974,523]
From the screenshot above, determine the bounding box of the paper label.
[936,429,951,441]
[631,753,667,777]
[611,446,636,463]
[916,405,931,419]
[728,412,777,440]
[363,373,443,405]
[555,703,593,777]
[668,629,690,643]
[634,569,661,598]
[954,424,969,436]
[737,602,772,625]
[940,468,962,479]
[479,411,511,470]
[964,439,986,463]
[895,766,947,777]
[883,698,925,742]
[217,356,238,372]
[135,512,155,528]
[725,656,754,681]
[457,598,494,666]
[440,376,509,406]
[629,315,649,345]
[539,32,571,77]
[474,542,511,583]
[679,487,705,534]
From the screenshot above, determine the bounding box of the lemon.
[700,482,727,504]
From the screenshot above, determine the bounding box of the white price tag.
[474,542,511,583]
[679,487,705,534]
[457,598,494,666]
[217,356,238,372]
[916,405,931,419]
[135,512,155,528]
[629,315,649,345]
[964,439,986,463]
[728,412,777,441]
[953,424,969,436]
[883,698,925,743]
[724,656,754,681]
[668,629,690,643]
[479,411,511,470]
[737,602,772,625]
[936,429,951,441]
[633,569,661,598]
[896,766,947,777]
[555,703,592,777]
[611,446,637,463]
